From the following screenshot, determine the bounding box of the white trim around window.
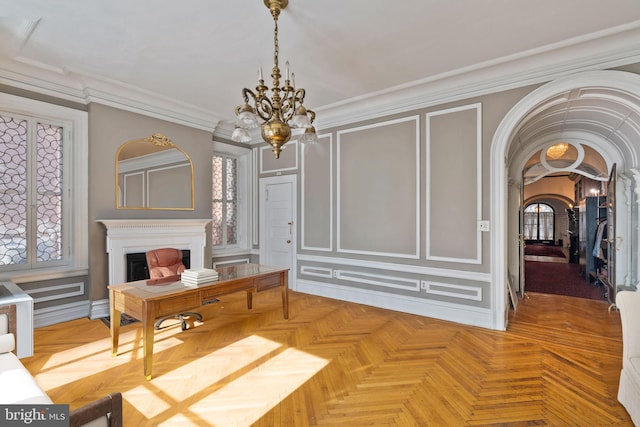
[0,92,89,282]
[212,141,252,255]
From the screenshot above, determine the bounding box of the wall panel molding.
[260,141,298,173]
[302,133,333,251]
[335,270,421,292]
[300,265,333,279]
[337,115,420,259]
[423,281,483,301]
[426,103,482,264]
[298,254,490,283]
[25,281,85,303]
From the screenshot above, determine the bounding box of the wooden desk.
[108,264,289,379]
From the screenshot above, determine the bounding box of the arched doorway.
[520,142,613,300]
[490,70,640,330]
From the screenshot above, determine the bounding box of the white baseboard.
[34,300,91,328]
[32,282,495,330]
[90,298,110,319]
[296,279,494,330]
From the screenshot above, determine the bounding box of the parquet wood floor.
[22,289,632,426]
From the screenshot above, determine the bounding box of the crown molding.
[0,58,87,103]
[0,57,220,132]
[68,68,220,131]
[314,20,640,129]
[2,21,640,134]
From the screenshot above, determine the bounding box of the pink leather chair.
[146,248,186,280]
[146,248,203,330]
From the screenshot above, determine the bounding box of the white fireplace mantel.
[98,219,211,285]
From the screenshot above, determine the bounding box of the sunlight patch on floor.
[39,327,147,370]
[34,336,185,390]
[123,335,282,419]
[118,335,329,425]
[162,347,329,426]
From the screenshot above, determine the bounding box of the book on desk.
[181,268,219,286]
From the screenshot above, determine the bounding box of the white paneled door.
[259,175,296,289]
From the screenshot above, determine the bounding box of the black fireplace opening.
[126,250,191,282]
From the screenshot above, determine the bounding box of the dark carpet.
[100,313,139,328]
[524,244,566,258]
[525,260,606,301]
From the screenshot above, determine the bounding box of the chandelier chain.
[273,16,279,74]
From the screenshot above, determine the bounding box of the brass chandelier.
[231,0,318,158]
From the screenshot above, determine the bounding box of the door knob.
[287,240,291,244]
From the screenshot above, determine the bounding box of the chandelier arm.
[280,94,296,121]
[278,87,306,122]
[256,97,274,122]
[241,88,257,105]
[293,88,306,104]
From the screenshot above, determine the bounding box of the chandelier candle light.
[231,0,318,158]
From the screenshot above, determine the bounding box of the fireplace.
[126,250,191,282]
[98,219,211,285]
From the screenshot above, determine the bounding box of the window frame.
[524,202,555,241]
[212,141,251,254]
[0,93,88,281]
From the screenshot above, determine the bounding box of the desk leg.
[143,302,155,380]
[281,271,289,319]
[109,289,120,357]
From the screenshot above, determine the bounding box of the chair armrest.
[0,332,15,353]
[0,304,17,355]
[69,392,122,427]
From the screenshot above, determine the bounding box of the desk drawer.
[256,273,281,291]
[201,280,250,299]
[156,294,199,317]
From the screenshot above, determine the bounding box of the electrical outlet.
[478,220,490,232]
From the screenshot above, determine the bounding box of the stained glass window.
[212,154,238,247]
[0,115,63,266]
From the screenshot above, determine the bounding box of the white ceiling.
[1,0,640,133]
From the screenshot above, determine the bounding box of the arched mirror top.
[116,133,194,210]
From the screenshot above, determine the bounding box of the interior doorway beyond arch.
[491,70,640,330]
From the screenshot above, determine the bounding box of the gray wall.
[260,86,538,325]
[88,103,216,301]
[0,79,538,328]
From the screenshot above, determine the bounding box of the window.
[211,143,250,252]
[0,93,88,278]
[212,154,238,247]
[524,203,554,241]
[0,118,63,266]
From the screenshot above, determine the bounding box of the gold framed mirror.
[116,133,194,210]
